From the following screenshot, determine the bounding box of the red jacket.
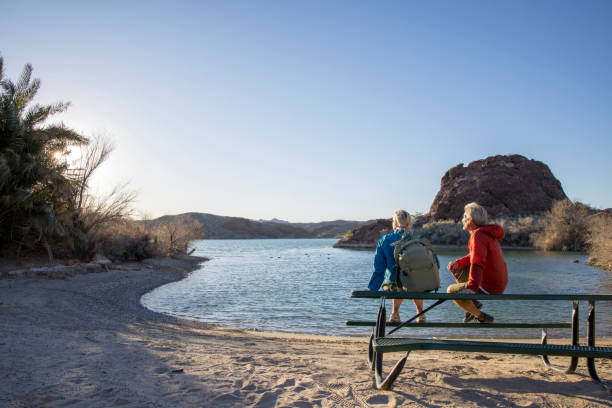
[454,224,508,294]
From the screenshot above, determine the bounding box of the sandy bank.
[1,257,610,407]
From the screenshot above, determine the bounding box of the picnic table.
[349,291,612,392]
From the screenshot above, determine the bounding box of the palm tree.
[0,56,86,259]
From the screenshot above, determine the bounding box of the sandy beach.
[1,257,610,407]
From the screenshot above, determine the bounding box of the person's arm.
[368,238,387,291]
[454,254,470,269]
[467,232,488,292]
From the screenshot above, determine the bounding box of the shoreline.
[1,257,611,407]
[333,242,539,251]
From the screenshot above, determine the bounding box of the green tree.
[0,56,86,258]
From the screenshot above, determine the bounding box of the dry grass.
[493,215,542,247]
[414,220,469,245]
[588,213,612,271]
[95,216,203,262]
[531,199,591,251]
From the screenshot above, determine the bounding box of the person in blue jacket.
[368,210,425,323]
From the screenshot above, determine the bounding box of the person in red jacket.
[447,202,508,323]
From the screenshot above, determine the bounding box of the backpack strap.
[392,230,411,286]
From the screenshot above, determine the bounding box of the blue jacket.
[368,229,412,291]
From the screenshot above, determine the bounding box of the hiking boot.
[389,312,401,323]
[462,301,483,323]
[463,312,475,323]
[477,312,494,324]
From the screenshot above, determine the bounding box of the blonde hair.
[464,202,488,226]
[392,209,411,230]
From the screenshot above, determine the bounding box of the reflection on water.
[142,239,612,338]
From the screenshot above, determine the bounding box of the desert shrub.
[149,217,204,257]
[587,213,612,271]
[493,215,542,247]
[414,220,469,245]
[96,219,155,261]
[531,199,591,251]
[96,216,204,261]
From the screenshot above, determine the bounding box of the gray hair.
[392,209,411,230]
[464,202,488,226]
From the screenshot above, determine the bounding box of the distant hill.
[293,220,370,238]
[150,213,367,239]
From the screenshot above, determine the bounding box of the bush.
[493,215,542,247]
[588,213,612,271]
[415,215,542,248]
[151,217,203,257]
[95,216,203,261]
[531,199,591,251]
[96,219,155,261]
[414,220,469,245]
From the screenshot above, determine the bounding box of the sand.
[1,256,610,407]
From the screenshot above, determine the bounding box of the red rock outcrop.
[429,155,567,220]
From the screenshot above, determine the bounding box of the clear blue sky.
[3,1,611,221]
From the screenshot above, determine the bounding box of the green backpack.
[392,238,440,292]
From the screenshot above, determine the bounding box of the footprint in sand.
[253,391,278,407]
[234,356,254,363]
[152,346,176,352]
[366,394,398,406]
[275,377,295,388]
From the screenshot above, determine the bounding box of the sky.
[2,1,611,222]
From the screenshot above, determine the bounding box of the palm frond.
[17,78,41,113]
[1,80,16,99]
[16,64,32,94]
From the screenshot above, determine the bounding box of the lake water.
[141,239,612,338]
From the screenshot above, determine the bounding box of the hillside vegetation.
[587,211,612,271]
[335,200,610,271]
[0,57,199,262]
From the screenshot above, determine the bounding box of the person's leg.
[413,298,426,323]
[388,298,403,322]
[451,267,469,284]
[447,282,485,318]
[392,298,404,315]
[449,267,483,311]
[412,299,423,313]
[390,298,426,323]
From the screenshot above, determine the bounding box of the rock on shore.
[333,219,391,249]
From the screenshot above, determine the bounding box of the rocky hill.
[429,154,567,219]
[293,220,370,238]
[334,154,568,249]
[151,213,365,239]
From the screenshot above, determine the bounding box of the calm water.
[142,239,612,338]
